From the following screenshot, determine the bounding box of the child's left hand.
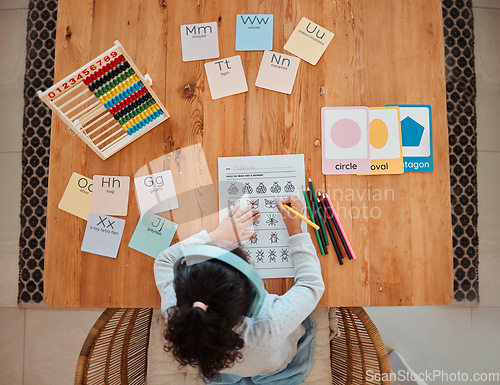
[209,204,260,248]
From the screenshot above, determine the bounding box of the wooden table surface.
[45,0,453,307]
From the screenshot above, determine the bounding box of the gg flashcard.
[204,56,248,100]
[128,212,178,258]
[91,175,130,216]
[387,104,433,172]
[363,107,404,175]
[236,14,273,51]
[81,213,126,259]
[321,107,371,175]
[180,21,219,62]
[134,170,178,214]
[255,51,300,94]
[284,17,334,65]
[58,172,93,220]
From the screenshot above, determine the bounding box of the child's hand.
[209,204,260,248]
[277,195,304,236]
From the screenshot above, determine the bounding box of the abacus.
[37,41,169,160]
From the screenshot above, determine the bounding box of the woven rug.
[18,0,479,305]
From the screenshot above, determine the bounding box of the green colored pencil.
[302,187,325,255]
[308,177,329,246]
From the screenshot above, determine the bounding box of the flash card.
[81,213,126,258]
[204,56,248,100]
[236,14,273,51]
[180,22,219,62]
[58,172,93,220]
[255,51,300,94]
[134,170,178,215]
[128,212,178,258]
[91,175,130,216]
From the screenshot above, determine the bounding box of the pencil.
[319,192,348,260]
[302,188,326,255]
[307,187,328,254]
[324,192,356,260]
[308,177,329,246]
[317,191,343,265]
[283,203,320,230]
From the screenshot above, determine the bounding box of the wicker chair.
[76,307,390,384]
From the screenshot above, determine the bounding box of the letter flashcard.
[321,107,371,175]
[204,56,248,100]
[81,213,126,258]
[284,17,334,65]
[180,22,220,62]
[58,172,93,220]
[236,14,273,51]
[255,51,300,94]
[91,175,130,216]
[134,170,178,214]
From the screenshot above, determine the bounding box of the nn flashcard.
[58,172,93,220]
[134,170,178,214]
[204,56,248,100]
[180,22,219,62]
[91,175,130,216]
[284,17,334,65]
[81,213,126,259]
[236,14,273,51]
[321,107,371,175]
[129,212,178,258]
[255,51,300,94]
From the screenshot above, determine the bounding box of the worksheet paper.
[218,155,306,278]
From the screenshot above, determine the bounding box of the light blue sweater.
[154,231,325,377]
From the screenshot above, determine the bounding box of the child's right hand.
[277,195,304,236]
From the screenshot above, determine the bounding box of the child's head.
[163,246,254,381]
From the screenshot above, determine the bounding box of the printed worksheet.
[218,155,306,278]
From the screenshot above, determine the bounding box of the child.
[154,195,324,384]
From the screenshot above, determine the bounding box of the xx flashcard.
[81,213,126,258]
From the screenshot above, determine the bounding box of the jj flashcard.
[236,14,273,51]
[321,107,371,175]
[128,212,178,258]
[204,56,248,99]
[134,170,178,214]
[284,17,334,65]
[255,51,300,94]
[81,213,126,258]
[91,175,130,216]
[58,172,93,220]
[180,22,219,62]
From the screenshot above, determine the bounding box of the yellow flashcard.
[58,172,93,220]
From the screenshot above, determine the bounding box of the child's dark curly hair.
[163,247,254,381]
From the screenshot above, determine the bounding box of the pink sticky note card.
[255,51,300,94]
[321,107,371,174]
[90,175,130,216]
[204,56,248,100]
[180,22,219,62]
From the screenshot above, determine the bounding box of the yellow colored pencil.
[283,203,320,230]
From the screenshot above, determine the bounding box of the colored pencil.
[317,192,343,265]
[308,177,329,246]
[307,187,328,254]
[325,192,356,260]
[283,203,320,230]
[302,188,326,255]
[319,192,348,259]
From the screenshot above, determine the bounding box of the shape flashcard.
[364,107,404,175]
[81,213,126,258]
[284,17,334,65]
[236,14,273,51]
[58,172,93,220]
[204,56,248,99]
[180,22,219,62]
[91,175,130,216]
[387,104,433,172]
[128,212,178,258]
[321,107,371,174]
[255,51,300,94]
[134,170,178,214]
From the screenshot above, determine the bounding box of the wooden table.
[45,0,453,307]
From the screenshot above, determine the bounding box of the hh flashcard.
[236,14,273,51]
[81,213,126,258]
[134,170,178,214]
[321,107,371,175]
[91,175,130,216]
[255,51,300,94]
[284,17,334,65]
[129,212,178,258]
[387,104,433,172]
[58,172,93,220]
[365,107,404,175]
[180,22,219,62]
[204,56,248,100]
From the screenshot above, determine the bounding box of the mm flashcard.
[363,107,404,175]
[58,172,93,220]
[91,175,130,216]
[180,22,219,62]
[387,104,433,172]
[128,212,178,258]
[284,17,334,65]
[204,56,248,100]
[255,51,300,94]
[321,107,371,175]
[81,213,126,258]
[134,170,178,214]
[236,14,273,51]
